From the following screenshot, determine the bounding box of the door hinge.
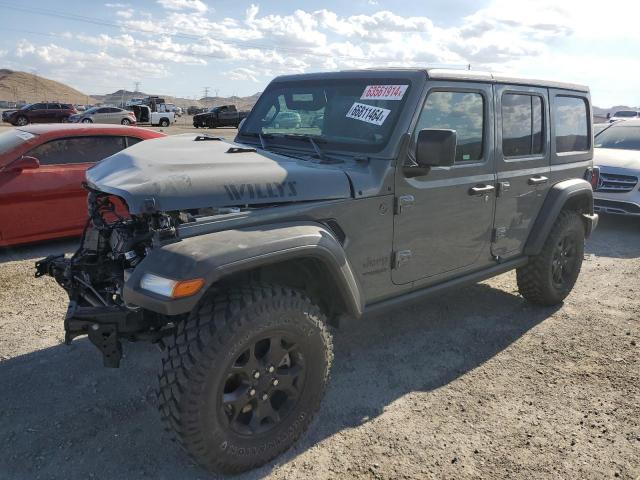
[492,226,507,242]
[395,195,415,214]
[496,181,511,197]
[393,250,412,269]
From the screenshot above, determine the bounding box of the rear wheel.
[15,115,28,126]
[121,118,131,125]
[158,285,332,474]
[517,210,585,305]
[159,118,170,127]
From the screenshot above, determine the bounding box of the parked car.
[69,106,137,125]
[0,124,165,246]
[128,105,175,127]
[272,111,302,129]
[592,119,640,217]
[607,110,639,123]
[192,104,249,128]
[2,102,77,126]
[187,105,205,115]
[38,68,597,475]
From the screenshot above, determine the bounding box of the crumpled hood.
[593,148,640,170]
[86,134,352,214]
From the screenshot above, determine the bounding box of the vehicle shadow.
[0,282,558,480]
[0,238,78,264]
[585,214,640,259]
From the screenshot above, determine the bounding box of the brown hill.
[0,69,96,105]
[92,90,262,111]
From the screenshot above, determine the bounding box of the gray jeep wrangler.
[36,68,598,474]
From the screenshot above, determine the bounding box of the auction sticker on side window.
[361,84,408,101]
[346,102,391,126]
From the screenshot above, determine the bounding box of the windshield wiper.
[283,134,327,160]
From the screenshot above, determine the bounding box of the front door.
[392,82,497,285]
[491,85,551,258]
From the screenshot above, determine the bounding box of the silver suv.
[593,119,640,216]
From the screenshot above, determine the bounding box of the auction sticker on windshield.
[346,102,391,126]
[361,85,408,101]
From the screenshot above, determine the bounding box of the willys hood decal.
[86,135,352,214]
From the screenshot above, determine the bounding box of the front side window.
[27,136,127,165]
[240,79,412,153]
[502,93,544,157]
[554,96,589,153]
[414,91,484,162]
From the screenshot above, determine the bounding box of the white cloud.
[7,0,640,104]
[157,0,208,13]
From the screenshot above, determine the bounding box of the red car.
[0,124,165,247]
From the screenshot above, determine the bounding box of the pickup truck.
[128,104,175,127]
[192,104,249,128]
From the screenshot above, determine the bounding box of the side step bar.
[363,257,528,317]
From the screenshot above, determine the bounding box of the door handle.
[528,175,549,185]
[469,184,496,196]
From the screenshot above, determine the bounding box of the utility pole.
[134,81,141,93]
[203,86,210,100]
[214,88,219,98]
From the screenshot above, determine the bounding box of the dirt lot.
[0,213,638,479]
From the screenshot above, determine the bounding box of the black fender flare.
[122,222,363,317]
[524,178,595,256]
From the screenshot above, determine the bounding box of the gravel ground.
[0,215,638,480]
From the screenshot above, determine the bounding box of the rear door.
[0,136,127,244]
[392,82,497,285]
[491,85,551,258]
[29,103,47,123]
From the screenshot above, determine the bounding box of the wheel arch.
[122,222,363,321]
[524,178,595,256]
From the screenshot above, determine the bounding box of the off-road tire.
[517,210,585,306]
[157,285,333,474]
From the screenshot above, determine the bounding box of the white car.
[593,119,640,217]
[607,110,639,123]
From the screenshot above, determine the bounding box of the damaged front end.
[35,189,181,367]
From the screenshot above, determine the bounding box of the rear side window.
[415,91,484,162]
[126,136,143,147]
[27,136,127,165]
[554,96,589,153]
[502,93,544,157]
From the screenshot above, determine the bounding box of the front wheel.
[517,210,585,306]
[82,118,92,124]
[15,115,28,126]
[158,285,333,474]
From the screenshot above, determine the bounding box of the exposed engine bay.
[34,189,227,367]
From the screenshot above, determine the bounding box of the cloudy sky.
[0,0,638,106]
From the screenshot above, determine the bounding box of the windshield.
[594,125,640,150]
[613,111,638,118]
[0,129,36,158]
[239,79,412,153]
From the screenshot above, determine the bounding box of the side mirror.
[3,156,40,173]
[415,129,456,168]
[606,113,611,119]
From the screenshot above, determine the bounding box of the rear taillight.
[585,166,600,190]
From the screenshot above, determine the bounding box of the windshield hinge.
[226,146,256,154]
[393,250,412,270]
